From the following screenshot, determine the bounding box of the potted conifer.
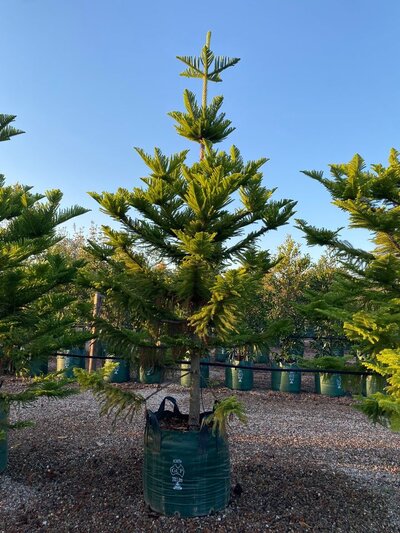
[300,356,363,397]
[225,346,255,391]
[297,150,400,429]
[271,338,302,394]
[76,33,295,516]
[0,115,89,471]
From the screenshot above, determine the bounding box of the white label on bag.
[170,459,185,490]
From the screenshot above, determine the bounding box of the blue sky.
[2,0,399,257]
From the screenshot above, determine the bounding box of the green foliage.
[298,149,400,430]
[74,363,144,425]
[177,32,240,83]
[0,121,89,373]
[1,371,78,405]
[202,395,247,436]
[0,114,24,142]
[356,348,400,431]
[299,355,352,371]
[169,91,234,145]
[0,372,78,438]
[355,392,400,431]
[83,34,295,427]
[0,115,89,429]
[262,236,311,334]
[171,32,240,152]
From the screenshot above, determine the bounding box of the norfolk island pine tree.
[297,151,400,430]
[0,115,90,470]
[76,32,296,431]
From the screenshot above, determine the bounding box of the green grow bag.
[0,401,9,473]
[57,347,86,378]
[143,396,230,517]
[105,358,130,383]
[271,363,301,393]
[365,374,387,396]
[315,373,345,397]
[180,358,209,388]
[139,366,164,384]
[225,360,253,391]
[29,357,48,377]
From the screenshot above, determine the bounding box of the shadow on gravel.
[3,430,398,532]
[231,457,393,532]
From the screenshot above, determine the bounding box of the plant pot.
[180,358,209,388]
[365,374,387,396]
[304,326,315,339]
[57,347,86,378]
[29,357,48,377]
[343,374,365,396]
[105,358,130,383]
[143,397,230,517]
[224,364,232,389]
[255,349,269,364]
[315,372,345,397]
[0,401,9,473]
[225,360,253,391]
[215,347,227,362]
[271,363,301,393]
[139,366,164,384]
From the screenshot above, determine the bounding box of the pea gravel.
[0,367,399,533]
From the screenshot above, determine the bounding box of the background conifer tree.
[0,115,89,386]
[297,150,400,430]
[84,33,296,427]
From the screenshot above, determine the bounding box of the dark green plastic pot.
[29,357,48,377]
[365,374,387,396]
[180,358,209,388]
[315,373,345,397]
[139,366,164,384]
[225,360,253,391]
[344,374,365,396]
[305,327,315,339]
[215,347,227,362]
[224,364,232,389]
[57,347,86,378]
[105,358,130,383]
[271,363,301,393]
[143,397,230,517]
[0,401,9,473]
[255,349,269,364]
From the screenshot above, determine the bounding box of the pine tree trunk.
[188,352,201,428]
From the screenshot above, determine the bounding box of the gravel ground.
[0,365,399,533]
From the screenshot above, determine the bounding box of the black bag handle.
[157,396,181,416]
[145,410,162,451]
